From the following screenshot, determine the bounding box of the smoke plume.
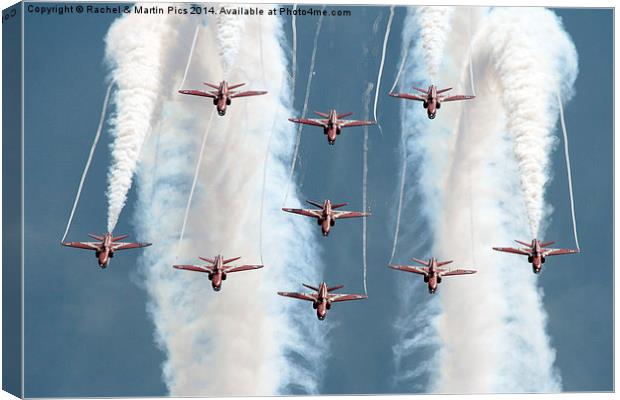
[104,11,174,232]
[416,6,455,80]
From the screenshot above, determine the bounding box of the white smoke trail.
[179,25,200,90]
[177,108,216,246]
[131,9,327,396]
[215,4,246,74]
[416,6,455,80]
[284,7,326,204]
[389,45,409,94]
[556,90,580,249]
[488,8,578,238]
[388,132,408,265]
[61,83,113,242]
[104,11,174,233]
[393,7,577,393]
[361,82,374,295]
[372,6,394,135]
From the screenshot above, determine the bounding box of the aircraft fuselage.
[208,255,226,290]
[424,85,439,119]
[95,233,115,268]
[319,200,334,236]
[314,283,330,320]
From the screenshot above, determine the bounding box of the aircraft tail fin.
[411,257,429,266]
[331,202,348,209]
[437,87,453,94]
[306,200,323,208]
[540,241,556,248]
[337,112,353,119]
[223,256,241,264]
[302,283,320,292]
[112,234,129,242]
[515,239,531,247]
[437,260,454,267]
[313,111,329,118]
[88,234,105,241]
[228,83,245,90]
[327,284,344,292]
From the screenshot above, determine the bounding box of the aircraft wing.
[333,211,370,219]
[230,90,268,98]
[282,208,322,218]
[277,292,317,302]
[225,265,264,273]
[388,264,429,276]
[543,248,580,257]
[178,89,217,98]
[492,247,530,256]
[440,269,477,277]
[112,241,152,251]
[173,264,213,273]
[441,95,475,102]
[328,293,368,303]
[388,92,426,101]
[339,120,376,128]
[288,117,327,127]
[61,241,100,250]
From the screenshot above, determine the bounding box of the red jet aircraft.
[278,282,367,320]
[173,254,263,291]
[389,85,475,119]
[388,257,477,293]
[178,81,267,116]
[282,200,370,236]
[288,109,376,145]
[492,239,579,274]
[61,233,151,268]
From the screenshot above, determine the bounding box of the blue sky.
[19,5,612,396]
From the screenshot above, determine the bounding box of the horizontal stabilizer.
[302,283,320,292]
[199,256,217,264]
[223,256,241,264]
[540,241,555,247]
[331,202,348,209]
[313,111,329,118]
[228,83,245,90]
[411,257,430,266]
[112,234,129,242]
[327,284,344,292]
[515,240,531,247]
[306,200,323,209]
[437,87,452,94]
[437,260,453,267]
[337,112,353,119]
[203,82,220,89]
[88,234,104,241]
[413,86,428,93]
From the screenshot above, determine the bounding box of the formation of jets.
[62,72,579,322]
